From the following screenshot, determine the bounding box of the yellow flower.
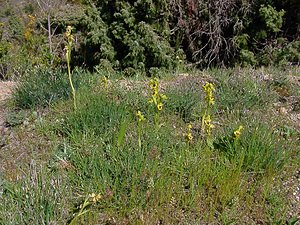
[66,26,72,36]
[203,82,215,92]
[65,25,74,44]
[203,115,211,125]
[186,133,193,142]
[233,125,244,140]
[100,76,108,89]
[152,89,158,97]
[89,193,101,203]
[203,82,215,105]
[203,114,214,135]
[149,78,158,89]
[136,110,146,122]
[28,15,35,26]
[185,124,193,143]
[148,78,167,112]
[157,102,163,111]
[24,29,32,40]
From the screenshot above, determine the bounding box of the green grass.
[0,66,299,224]
[13,67,92,109]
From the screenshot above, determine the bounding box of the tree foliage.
[0,0,299,78]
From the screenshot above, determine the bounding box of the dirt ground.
[0,81,16,127]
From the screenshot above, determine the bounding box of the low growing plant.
[65,26,77,110]
[148,78,167,130]
[202,82,215,148]
[136,110,146,149]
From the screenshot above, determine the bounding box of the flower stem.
[67,48,76,110]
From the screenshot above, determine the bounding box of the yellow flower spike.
[185,124,193,143]
[233,125,244,140]
[203,82,215,105]
[148,77,167,130]
[203,114,214,135]
[100,76,108,89]
[136,111,146,122]
[24,15,36,41]
[136,110,146,149]
[148,78,167,111]
[65,25,77,110]
[65,25,74,44]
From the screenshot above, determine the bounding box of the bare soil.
[0,81,16,127]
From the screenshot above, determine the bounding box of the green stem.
[69,198,90,225]
[154,111,160,131]
[66,45,76,110]
[138,123,142,149]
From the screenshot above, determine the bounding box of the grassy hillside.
[0,66,299,224]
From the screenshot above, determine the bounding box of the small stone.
[279,107,288,115]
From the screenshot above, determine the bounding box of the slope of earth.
[0,81,16,127]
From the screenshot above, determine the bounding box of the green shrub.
[259,4,285,33]
[215,123,287,174]
[260,39,300,66]
[61,89,130,139]
[0,5,53,79]
[1,0,300,72]
[165,79,203,122]
[213,69,276,111]
[71,1,179,71]
[13,67,87,109]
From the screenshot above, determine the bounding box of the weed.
[69,193,101,225]
[165,79,202,123]
[136,110,146,149]
[1,67,299,224]
[202,82,215,148]
[185,123,193,144]
[65,26,76,110]
[148,78,167,130]
[13,67,89,109]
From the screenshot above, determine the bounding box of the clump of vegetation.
[65,25,76,110]
[12,67,89,109]
[0,0,299,224]
[1,0,299,80]
[1,67,299,224]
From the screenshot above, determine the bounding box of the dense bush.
[75,1,179,71]
[0,0,299,78]
[0,3,52,79]
[71,0,300,68]
[170,0,300,67]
